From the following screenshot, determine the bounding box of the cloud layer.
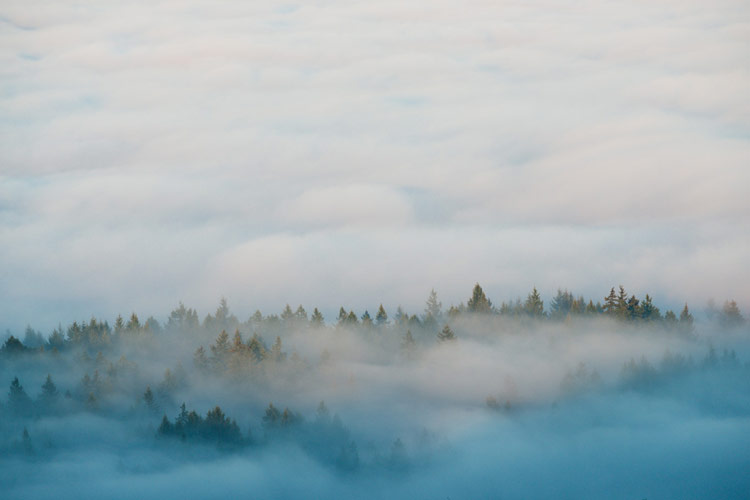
[1,0,749,329]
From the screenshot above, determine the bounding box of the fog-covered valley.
[2,286,748,499]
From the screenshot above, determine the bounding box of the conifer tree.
[310,308,325,327]
[626,295,640,320]
[524,287,545,318]
[126,313,141,333]
[375,304,388,326]
[616,286,628,318]
[346,311,358,325]
[603,287,618,315]
[467,283,492,313]
[720,300,745,328]
[640,294,660,321]
[247,333,267,362]
[337,307,348,325]
[424,289,443,323]
[678,304,694,334]
[550,289,574,319]
[39,374,58,409]
[9,376,32,415]
[281,304,294,322]
[437,324,456,342]
[361,310,373,328]
[143,386,158,413]
[294,305,308,322]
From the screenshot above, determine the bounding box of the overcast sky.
[1,0,749,331]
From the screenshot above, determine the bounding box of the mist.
[1,287,749,499]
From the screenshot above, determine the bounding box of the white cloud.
[1,0,749,329]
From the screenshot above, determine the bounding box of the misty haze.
[2,287,749,499]
[2,0,749,498]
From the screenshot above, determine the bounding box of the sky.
[1,0,749,331]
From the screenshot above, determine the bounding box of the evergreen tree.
[424,289,443,323]
[640,294,661,321]
[48,325,65,350]
[550,289,574,319]
[281,304,294,322]
[211,330,231,359]
[626,295,640,320]
[39,374,58,409]
[524,287,545,318]
[375,304,388,326]
[664,310,678,328]
[467,283,492,313]
[337,307,348,325]
[720,300,745,328]
[310,308,325,327]
[678,304,694,334]
[585,300,598,315]
[247,333,267,362]
[437,324,456,342]
[126,313,141,333]
[114,315,125,335]
[9,377,32,415]
[1,335,26,355]
[346,311,358,325]
[143,386,158,413]
[361,311,373,328]
[231,329,244,352]
[603,287,618,315]
[616,286,628,318]
[294,305,308,322]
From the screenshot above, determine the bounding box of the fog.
[2,290,748,499]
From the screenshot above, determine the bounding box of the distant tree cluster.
[156,400,360,470]
[1,285,745,369]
